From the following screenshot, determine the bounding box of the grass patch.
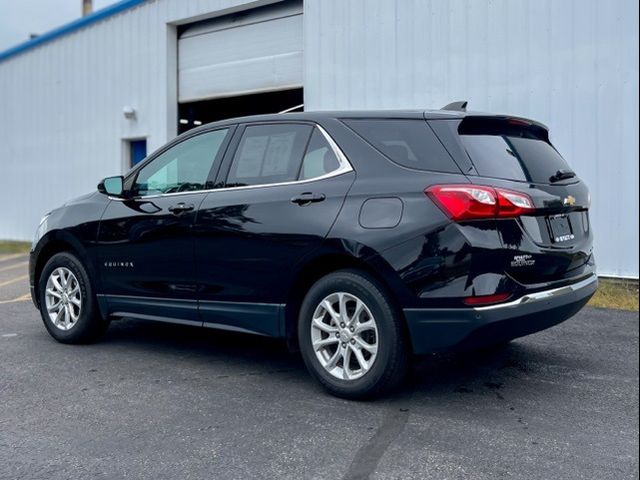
[589,278,639,311]
[0,240,31,255]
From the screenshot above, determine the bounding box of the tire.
[298,269,408,399]
[37,252,109,344]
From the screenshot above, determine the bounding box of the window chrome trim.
[110,124,353,201]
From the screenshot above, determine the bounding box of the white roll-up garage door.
[178,2,303,103]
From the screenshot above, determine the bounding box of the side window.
[299,128,341,180]
[227,124,312,187]
[133,128,229,196]
[343,119,460,173]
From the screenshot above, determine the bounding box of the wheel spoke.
[60,269,69,288]
[355,319,375,334]
[325,346,343,370]
[338,293,348,323]
[54,306,65,326]
[312,316,337,333]
[351,345,369,372]
[354,337,377,355]
[342,347,353,380]
[46,288,62,299]
[313,336,339,351]
[50,275,64,293]
[321,300,340,324]
[350,299,365,325]
[47,302,61,313]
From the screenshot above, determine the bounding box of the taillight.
[463,293,512,306]
[496,189,535,216]
[425,184,534,221]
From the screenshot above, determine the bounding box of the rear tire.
[38,252,109,344]
[298,269,408,399]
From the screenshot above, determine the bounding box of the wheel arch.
[32,232,101,310]
[283,251,409,352]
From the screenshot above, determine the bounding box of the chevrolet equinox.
[29,106,597,398]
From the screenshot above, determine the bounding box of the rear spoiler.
[441,101,468,112]
[441,101,549,132]
[458,115,550,141]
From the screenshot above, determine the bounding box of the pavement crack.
[342,407,410,480]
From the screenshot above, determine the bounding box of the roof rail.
[278,104,304,114]
[441,101,468,112]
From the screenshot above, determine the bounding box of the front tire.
[38,252,109,343]
[298,269,408,399]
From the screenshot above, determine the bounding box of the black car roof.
[186,109,547,135]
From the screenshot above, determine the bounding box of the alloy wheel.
[45,267,82,331]
[310,292,379,380]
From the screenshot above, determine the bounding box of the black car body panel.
[29,192,109,313]
[30,109,596,354]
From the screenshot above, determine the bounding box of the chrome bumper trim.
[473,274,598,312]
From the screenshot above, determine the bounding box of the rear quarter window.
[342,119,461,173]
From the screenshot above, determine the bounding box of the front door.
[194,123,355,336]
[97,127,233,323]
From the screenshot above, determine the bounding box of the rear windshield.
[343,119,461,173]
[458,117,572,184]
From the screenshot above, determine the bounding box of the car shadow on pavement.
[102,317,562,400]
[104,317,299,366]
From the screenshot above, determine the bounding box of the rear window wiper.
[549,169,576,182]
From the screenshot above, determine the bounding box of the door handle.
[168,202,195,214]
[291,192,326,206]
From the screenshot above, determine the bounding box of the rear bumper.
[403,274,598,354]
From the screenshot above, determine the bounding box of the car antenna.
[441,101,468,112]
[278,104,304,114]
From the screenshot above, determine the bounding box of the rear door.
[432,116,593,284]
[194,122,355,336]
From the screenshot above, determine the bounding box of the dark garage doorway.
[177,88,303,134]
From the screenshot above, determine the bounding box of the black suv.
[29,108,597,398]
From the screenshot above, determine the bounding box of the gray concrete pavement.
[0,253,30,304]
[0,254,638,479]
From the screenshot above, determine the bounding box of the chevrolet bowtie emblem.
[563,195,576,206]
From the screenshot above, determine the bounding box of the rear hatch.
[433,115,594,285]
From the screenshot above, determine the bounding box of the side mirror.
[98,176,125,197]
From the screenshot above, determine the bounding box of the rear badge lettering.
[554,233,575,243]
[511,254,535,267]
[104,261,134,268]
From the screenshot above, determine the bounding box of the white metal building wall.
[304,0,639,279]
[0,0,283,243]
[0,0,638,278]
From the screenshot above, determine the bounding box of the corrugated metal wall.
[304,0,639,278]
[0,0,638,278]
[0,0,279,243]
